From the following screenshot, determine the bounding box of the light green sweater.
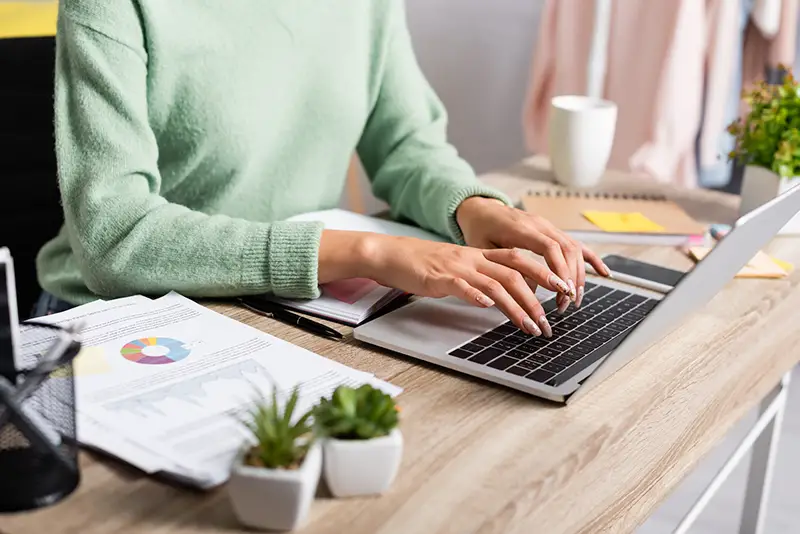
[37,0,509,305]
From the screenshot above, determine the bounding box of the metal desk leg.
[739,372,791,534]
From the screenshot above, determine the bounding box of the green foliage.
[728,69,800,178]
[313,384,399,440]
[243,386,314,469]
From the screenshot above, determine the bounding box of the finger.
[534,238,576,301]
[477,262,550,337]
[573,241,587,307]
[441,277,495,309]
[582,244,611,277]
[558,294,571,314]
[466,272,539,335]
[539,229,582,303]
[483,248,570,295]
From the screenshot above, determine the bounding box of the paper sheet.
[20,293,401,487]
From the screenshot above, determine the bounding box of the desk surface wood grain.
[3,157,800,534]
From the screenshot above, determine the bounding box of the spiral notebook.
[521,190,707,246]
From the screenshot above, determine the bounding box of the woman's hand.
[456,197,611,312]
[319,230,575,337]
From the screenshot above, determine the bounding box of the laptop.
[354,184,800,404]
[0,248,20,383]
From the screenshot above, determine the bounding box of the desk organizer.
[0,340,81,512]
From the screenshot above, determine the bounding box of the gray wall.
[349,0,545,212]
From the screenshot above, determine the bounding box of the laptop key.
[561,317,584,329]
[542,361,567,373]
[472,336,494,347]
[591,286,613,297]
[615,316,638,328]
[561,335,583,346]
[449,349,472,359]
[548,341,573,353]
[566,329,589,341]
[585,319,606,330]
[583,305,605,315]
[488,356,517,371]
[572,311,594,322]
[507,333,528,344]
[493,339,517,351]
[528,369,556,383]
[506,349,529,360]
[537,347,561,358]
[522,338,549,350]
[606,290,629,301]
[551,325,571,338]
[492,323,518,335]
[627,295,647,304]
[506,365,532,377]
[605,321,628,333]
[592,330,616,342]
[582,336,606,350]
[525,353,550,365]
[517,359,541,371]
[553,355,574,367]
[482,332,505,341]
[584,281,597,290]
[461,342,483,353]
[469,348,504,364]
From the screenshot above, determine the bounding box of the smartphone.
[597,254,686,293]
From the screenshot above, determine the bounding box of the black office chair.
[0,37,63,318]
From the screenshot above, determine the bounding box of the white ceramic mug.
[548,95,617,188]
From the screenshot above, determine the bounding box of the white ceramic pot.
[322,429,403,497]
[228,443,321,531]
[549,95,617,188]
[740,165,800,235]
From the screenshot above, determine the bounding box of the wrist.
[318,230,386,284]
[456,196,505,233]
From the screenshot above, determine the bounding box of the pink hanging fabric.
[523,0,739,189]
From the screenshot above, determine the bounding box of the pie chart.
[120,337,190,365]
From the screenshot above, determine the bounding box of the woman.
[36,0,609,336]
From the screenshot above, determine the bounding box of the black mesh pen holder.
[0,335,82,513]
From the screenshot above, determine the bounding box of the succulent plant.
[313,384,399,440]
[728,68,800,178]
[243,386,313,469]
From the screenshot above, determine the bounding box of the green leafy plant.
[313,384,400,440]
[242,386,314,469]
[728,68,800,178]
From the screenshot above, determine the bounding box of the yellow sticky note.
[582,211,665,233]
[771,257,794,273]
[73,347,111,377]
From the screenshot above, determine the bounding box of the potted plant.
[228,387,321,531]
[728,69,800,234]
[313,384,402,497]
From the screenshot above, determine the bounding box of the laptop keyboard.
[448,282,659,387]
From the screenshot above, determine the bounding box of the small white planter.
[322,428,403,497]
[228,443,321,531]
[740,165,800,234]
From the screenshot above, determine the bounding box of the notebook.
[521,190,707,246]
[266,209,446,325]
[688,247,789,279]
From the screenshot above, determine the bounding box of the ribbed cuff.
[444,184,514,245]
[265,221,324,299]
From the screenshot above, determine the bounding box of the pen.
[238,298,344,339]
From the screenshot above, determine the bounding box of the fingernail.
[523,317,542,336]
[602,261,612,277]
[557,297,570,314]
[477,294,495,308]
[567,279,577,301]
[537,315,552,338]
[576,286,585,308]
[549,274,570,295]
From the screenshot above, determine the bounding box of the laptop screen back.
[0,250,19,382]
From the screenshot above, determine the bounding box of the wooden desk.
[3,158,800,534]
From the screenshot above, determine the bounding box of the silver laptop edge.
[355,183,800,404]
[569,182,800,404]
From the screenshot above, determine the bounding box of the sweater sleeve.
[356,2,512,244]
[55,13,322,300]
